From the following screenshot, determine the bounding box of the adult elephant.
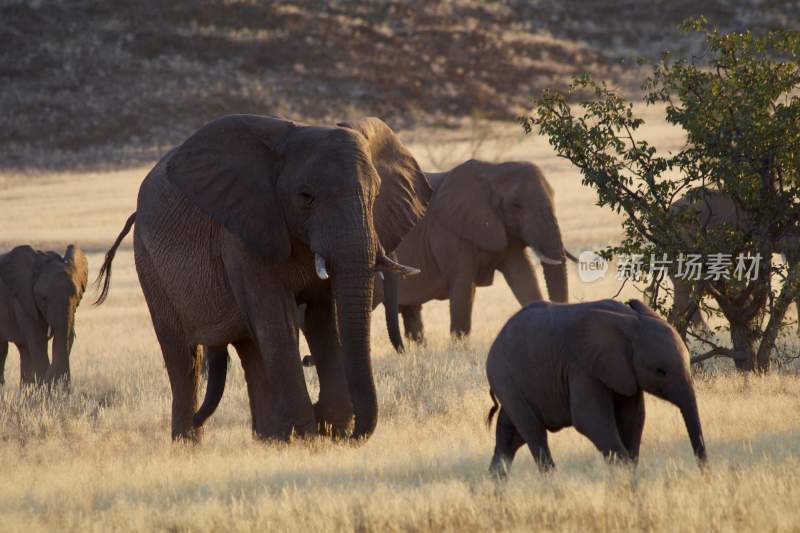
[95,115,430,443]
[0,244,88,385]
[668,190,800,336]
[374,159,573,349]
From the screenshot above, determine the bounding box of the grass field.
[1,111,799,532]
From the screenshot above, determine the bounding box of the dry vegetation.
[1,112,799,531]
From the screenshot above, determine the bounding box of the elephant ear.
[568,308,639,396]
[166,114,295,261]
[336,118,432,253]
[64,245,89,300]
[0,245,41,319]
[627,298,661,319]
[430,159,507,252]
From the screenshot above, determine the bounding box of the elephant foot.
[313,401,353,439]
[489,460,509,481]
[44,369,71,389]
[172,426,203,445]
[252,417,317,443]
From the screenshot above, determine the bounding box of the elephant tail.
[193,346,229,428]
[565,249,579,263]
[94,211,136,305]
[486,388,500,429]
[382,261,404,353]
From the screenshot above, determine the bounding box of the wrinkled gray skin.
[486,299,707,477]
[669,190,800,336]
[0,245,88,385]
[374,160,572,349]
[96,115,430,443]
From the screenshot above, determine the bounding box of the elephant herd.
[0,114,708,476]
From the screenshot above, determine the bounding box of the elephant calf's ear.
[166,114,295,262]
[0,245,41,319]
[337,117,432,252]
[65,245,89,299]
[567,309,639,396]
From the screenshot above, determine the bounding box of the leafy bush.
[525,18,800,372]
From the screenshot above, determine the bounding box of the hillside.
[2,0,798,169]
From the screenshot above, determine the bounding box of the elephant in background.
[96,114,430,442]
[667,190,800,336]
[0,244,88,385]
[486,299,707,477]
[374,159,574,349]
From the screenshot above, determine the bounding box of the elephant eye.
[298,188,315,208]
[656,368,667,377]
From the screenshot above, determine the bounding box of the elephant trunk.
[678,389,707,466]
[524,215,569,302]
[331,234,378,440]
[542,262,568,303]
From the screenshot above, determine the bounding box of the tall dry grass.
[1,114,799,531]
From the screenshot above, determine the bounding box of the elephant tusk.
[315,253,329,280]
[376,254,420,277]
[531,248,563,266]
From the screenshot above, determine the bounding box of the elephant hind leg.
[400,304,425,344]
[135,239,201,442]
[494,392,554,473]
[159,336,203,442]
[489,407,526,479]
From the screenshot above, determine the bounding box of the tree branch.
[691,346,738,364]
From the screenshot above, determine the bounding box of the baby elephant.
[486,299,707,477]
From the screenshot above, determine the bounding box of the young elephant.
[0,244,88,385]
[486,299,707,477]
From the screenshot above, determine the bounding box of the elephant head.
[431,160,568,301]
[165,115,430,439]
[0,244,88,383]
[569,299,707,464]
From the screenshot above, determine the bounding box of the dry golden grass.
[1,111,799,532]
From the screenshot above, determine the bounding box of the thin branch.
[691,346,737,364]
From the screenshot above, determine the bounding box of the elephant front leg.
[615,391,645,463]
[671,276,709,338]
[303,297,353,438]
[236,282,315,441]
[448,278,476,338]
[400,304,425,344]
[21,331,49,385]
[570,378,631,463]
[499,249,543,306]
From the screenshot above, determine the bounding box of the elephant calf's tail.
[94,212,136,305]
[486,388,500,430]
